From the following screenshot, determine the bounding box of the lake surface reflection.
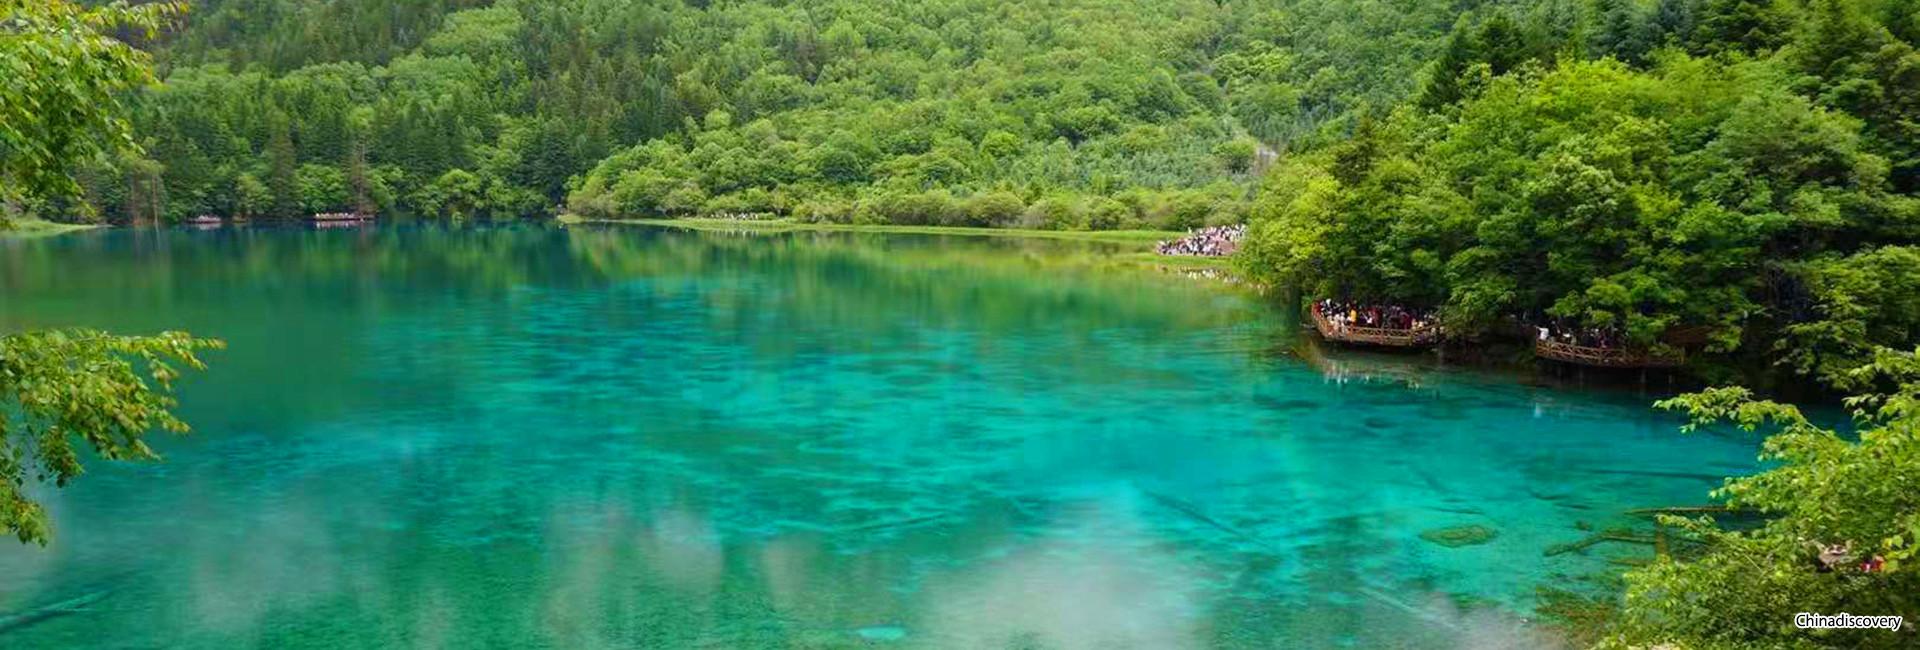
[0,225,1758,648]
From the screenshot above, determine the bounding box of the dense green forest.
[53,0,1549,227]
[1237,0,1920,388]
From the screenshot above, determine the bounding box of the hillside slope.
[79,0,1513,226]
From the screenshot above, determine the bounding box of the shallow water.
[1,224,1759,648]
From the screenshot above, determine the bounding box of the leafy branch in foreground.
[1610,348,1920,649]
[0,330,222,545]
[0,0,186,215]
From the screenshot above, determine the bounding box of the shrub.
[1085,197,1129,231]
[660,183,709,215]
[701,193,748,216]
[1214,138,1259,174]
[793,199,853,223]
[964,191,1026,227]
[1158,191,1213,230]
[1022,195,1086,230]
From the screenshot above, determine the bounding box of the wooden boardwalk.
[1534,339,1683,368]
[308,212,374,223]
[1310,306,1442,348]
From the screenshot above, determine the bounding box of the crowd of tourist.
[1314,299,1437,331]
[1156,224,1245,257]
[1535,323,1628,349]
[705,211,777,221]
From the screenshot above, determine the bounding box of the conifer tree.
[265,113,300,218]
[1594,0,1653,63]
[1418,20,1480,109]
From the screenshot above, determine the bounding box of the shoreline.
[571,216,1237,270]
[0,218,101,240]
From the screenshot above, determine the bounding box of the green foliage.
[1781,247,1920,386]
[1,330,223,545]
[558,0,1262,227]
[1692,0,1798,55]
[1615,356,1920,648]
[0,0,184,216]
[1246,1,1920,379]
[296,163,349,212]
[1594,0,1655,63]
[164,0,482,71]
[1791,0,1920,194]
[95,0,1558,225]
[965,191,1027,227]
[1213,138,1260,174]
[1,6,221,549]
[1416,10,1560,110]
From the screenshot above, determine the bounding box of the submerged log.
[1144,491,1267,547]
[847,513,947,533]
[1544,529,1659,557]
[1354,585,1465,632]
[0,588,112,634]
[1626,505,1734,516]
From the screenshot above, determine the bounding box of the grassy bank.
[572,217,1234,270]
[0,218,100,240]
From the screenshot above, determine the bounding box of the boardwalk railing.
[1311,307,1442,348]
[1534,339,1683,368]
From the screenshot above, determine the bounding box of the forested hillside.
[1240,0,1920,388]
[33,0,1920,382]
[62,0,1527,226]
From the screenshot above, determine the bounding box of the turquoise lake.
[0,225,1762,648]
